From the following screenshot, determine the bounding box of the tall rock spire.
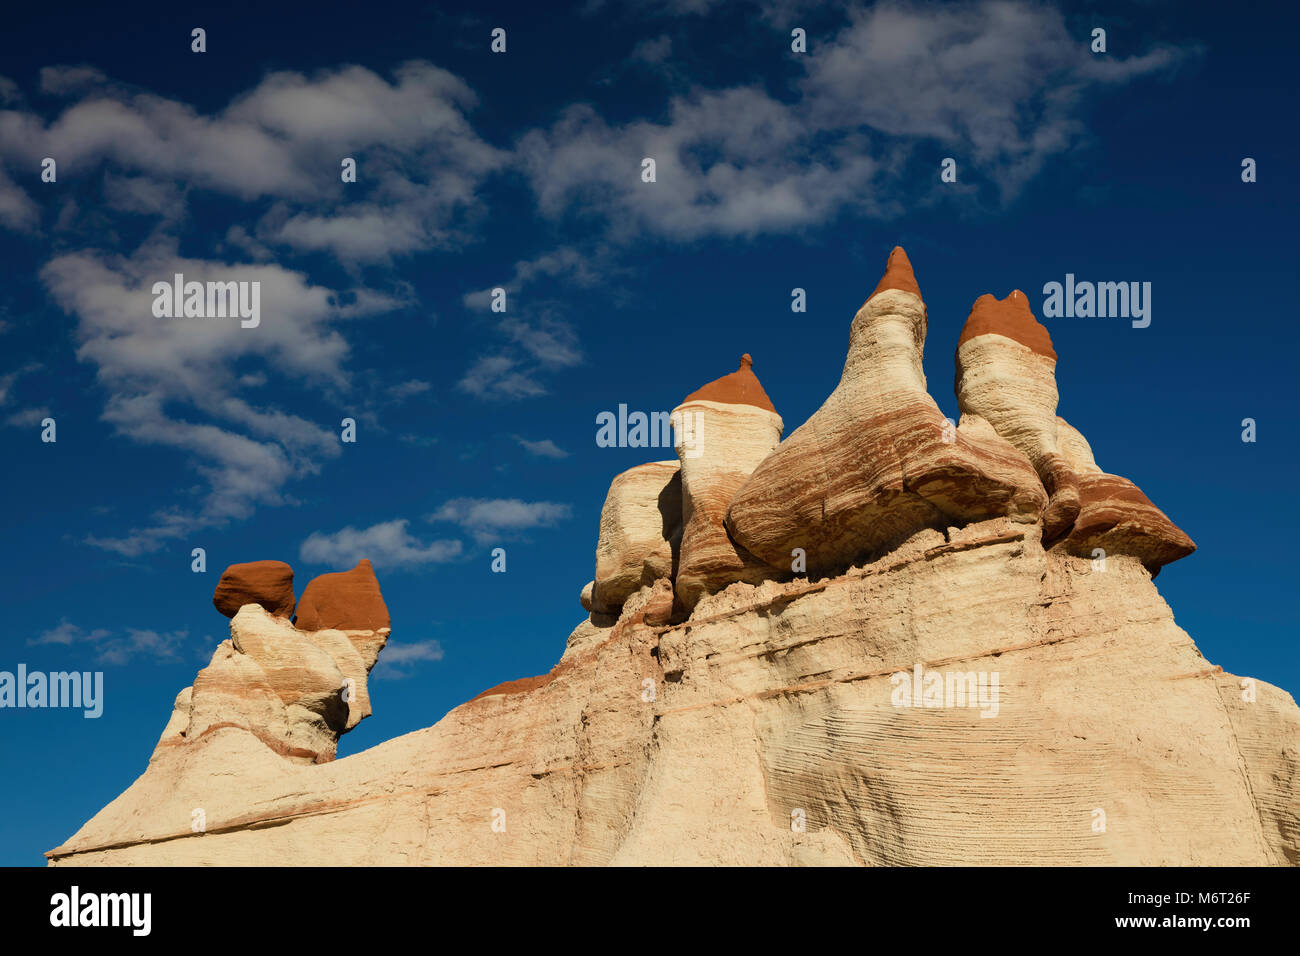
[726,247,1045,575]
[955,291,1077,539]
[672,354,784,610]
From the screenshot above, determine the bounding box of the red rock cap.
[213,560,295,619]
[868,246,922,301]
[681,354,777,413]
[295,559,390,632]
[958,291,1057,362]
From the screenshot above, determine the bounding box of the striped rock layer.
[49,248,1259,868]
[955,292,1194,573]
[295,559,391,669]
[726,248,1045,576]
[672,355,785,610]
[955,293,1080,541]
[590,460,682,614]
[149,561,394,767]
[1053,416,1195,571]
[50,521,1300,866]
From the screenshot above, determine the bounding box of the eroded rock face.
[672,355,784,610]
[727,248,1045,576]
[591,461,681,613]
[48,248,1281,868]
[153,606,371,766]
[952,289,1196,574]
[955,292,1080,540]
[148,559,395,768]
[295,559,391,668]
[50,520,1299,866]
[1056,416,1103,476]
[212,560,296,619]
[1052,416,1195,571]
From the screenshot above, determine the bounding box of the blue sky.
[1,0,1296,865]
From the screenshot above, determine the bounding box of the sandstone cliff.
[49,248,1298,867]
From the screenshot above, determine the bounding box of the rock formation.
[49,247,1294,867]
[671,355,784,609]
[954,291,1194,573]
[295,559,391,669]
[590,461,681,614]
[212,559,296,619]
[49,521,1299,866]
[954,292,1080,540]
[1052,416,1196,572]
[149,561,389,769]
[726,248,1045,575]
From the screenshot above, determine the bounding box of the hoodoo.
[670,354,784,610]
[49,249,1294,868]
[725,247,1045,576]
[955,290,1080,540]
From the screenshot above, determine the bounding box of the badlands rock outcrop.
[954,291,1194,573]
[152,561,389,769]
[954,292,1081,540]
[1052,416,1196,572]
[726,248,1045,575]
[49,247,1293,867]
[590,461,681,614]
[671,355,784,610]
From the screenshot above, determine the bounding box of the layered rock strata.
[295,559,391,669]
[590,461,681,614]
[1052,416,1196,571]
[954,292,1080,540]
[151,561,391,768]
[671,355,784,610]
[954,290,1194,573]
[50,246,1286,867]
[50,522,1299,866]
[726,248,1046,576]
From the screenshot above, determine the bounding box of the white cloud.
[5,406,50,428]
[38,65,109,96]
[28,619,188,664]
[429,497,572,542]
[457,303,584,403]
[462,246,605,309]
[99,628,189,665]
[39,243,392,554]
[516,437,568,459]
[631,35,673,64]
[29,620,111,646]
[802,2,1188,197]
[387,379,433,401]
[300,519,463,569]
[457,354,547,400]
[0,62,506,260]
[520,0,1190,238]
[372,639,445,680]
[501,313,582,369]
[0,362,39,406]
[0,167,38,231]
